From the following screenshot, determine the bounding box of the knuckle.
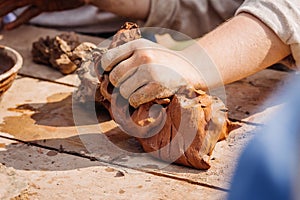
[130,38,148,48]
[139,53,153,63]
[136,51,155,64]
[129,38,156,53]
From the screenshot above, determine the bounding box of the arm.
[100,12,293,107]
[0,0,85,30]
[0,0,242,36]
[197,12,290,88]
[0,0,150,30]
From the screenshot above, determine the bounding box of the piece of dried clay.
[32,32,96,75]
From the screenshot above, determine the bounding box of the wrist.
[181,44,221,91]
[198,13,290,86]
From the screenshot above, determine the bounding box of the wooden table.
[0,25,291,199]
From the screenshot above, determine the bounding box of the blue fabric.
[3,13,17,24]
[228,74,300,200]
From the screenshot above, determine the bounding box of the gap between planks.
[18,73,78,88]
[0,134,230,193]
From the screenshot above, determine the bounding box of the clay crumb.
[46,150,58,157]
[105,167,115,172]
[114,171,125,178]
[119,189,125,194]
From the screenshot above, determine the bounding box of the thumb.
[101,42,134,72]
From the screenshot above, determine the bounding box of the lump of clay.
[93,22,237,170]
[32,32,96,74]
[131,89,232,169]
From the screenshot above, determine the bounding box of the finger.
[101,38,156,72]
[109,55,139,87]
[119,66,150,99]
[101,42,134,72]
[4,6,41,30]
[129,82,175,108]
[0,0,32,16]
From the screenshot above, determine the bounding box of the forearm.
[198,13,291,87]
[86,0,150,21]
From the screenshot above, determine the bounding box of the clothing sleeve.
[143,0,244,38]
[235,0,300,69]
[228,74,300,200]
[16,6,128,34]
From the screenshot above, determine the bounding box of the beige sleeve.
[236,0,300,69]
[143,0,244,38]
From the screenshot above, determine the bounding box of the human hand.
[100,38,205,108]
[0,0,86,30]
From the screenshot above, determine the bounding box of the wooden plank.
[0,25,293,198]
[0,25,104,86]
[0,68,290,191]
[226,69,290,121]
[0,77,82,150]
[1,143,226,200]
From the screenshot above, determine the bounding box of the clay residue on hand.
[92,22,237,170]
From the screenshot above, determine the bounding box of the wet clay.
[0,93,76,141]
[91,22,238,170]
